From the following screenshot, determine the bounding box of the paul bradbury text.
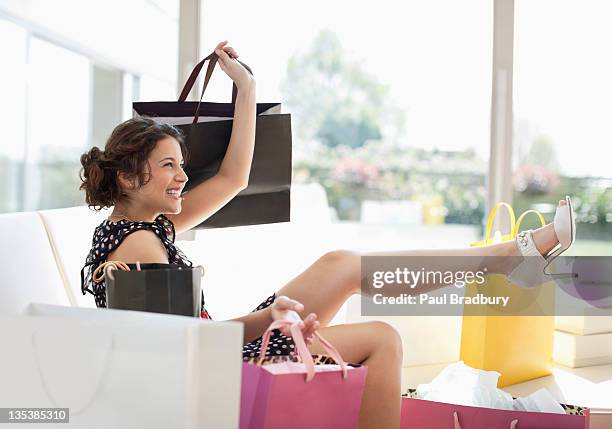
[371,293,510,307]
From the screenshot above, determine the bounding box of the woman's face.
[121,136,188,216]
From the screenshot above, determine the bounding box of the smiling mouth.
[166,189,184,200]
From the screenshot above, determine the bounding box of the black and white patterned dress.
[80,214,295,358]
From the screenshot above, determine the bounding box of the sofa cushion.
[38,206,111,308]
[0,211,70,314]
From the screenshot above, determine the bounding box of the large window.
[0,19,27,213]
[24,37,91,211]
[4,0,609,257]
[201,0,493,246]
[0,7,179,214]
[513,0,612,255]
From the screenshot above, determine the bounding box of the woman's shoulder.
[82,214,191,297]
[90,215,172,257]
[106,228,170,263]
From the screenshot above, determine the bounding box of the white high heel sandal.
[508,196,577,288]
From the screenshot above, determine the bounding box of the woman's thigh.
[274,250,361,327]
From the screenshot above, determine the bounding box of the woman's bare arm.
[167,44,256,235]
[229,306,274,344]
[229,296,319,346]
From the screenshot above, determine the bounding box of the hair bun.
[79,147,107,208]
[89,146,103,162]
[80,146,104,168]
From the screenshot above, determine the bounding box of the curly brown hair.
[79,118,189,210]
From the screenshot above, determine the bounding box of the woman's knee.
[318,249,358,265]
[317,250,361,292]
[367,321,403,361]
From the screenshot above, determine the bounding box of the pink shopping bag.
[240,318,368,429]
[401,390,589,429]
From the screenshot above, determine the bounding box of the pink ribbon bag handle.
[257,316,349,383]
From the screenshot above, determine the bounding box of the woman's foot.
[524,199,567,257]
[505,197,575,287]
[495,200,565,262]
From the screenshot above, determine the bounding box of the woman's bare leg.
[307,321,403,429]
[276,212,562,326]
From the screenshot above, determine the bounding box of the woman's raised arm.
[168,41,256,234]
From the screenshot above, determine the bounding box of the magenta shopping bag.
[401,391,589,429]
[240,319,368,429]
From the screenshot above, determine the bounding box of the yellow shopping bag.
[460,203,555,387]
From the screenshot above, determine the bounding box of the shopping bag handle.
[257,316,349,382]
[177,50,254,124]
[93,261,205,283]
[94,260,132,283]
[453,411,518,429]
[485,202,516,242]
[514,209,546,236]
[32,331,114,416]
[178,52,219,102]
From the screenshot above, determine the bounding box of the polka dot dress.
[242,293,296,358]
[81,214,295,358]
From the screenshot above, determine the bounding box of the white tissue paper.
[416,361,564,413]
[416,361,514,410]
[512,388,566,414]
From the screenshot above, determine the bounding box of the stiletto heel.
[543,246,578,279]
[542,196,577,279]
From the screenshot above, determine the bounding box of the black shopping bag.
[105,263,204,317]
[133,51,292,228]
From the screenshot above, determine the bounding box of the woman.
[79,41,575,429]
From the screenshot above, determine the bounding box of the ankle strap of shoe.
[516,231,542,257]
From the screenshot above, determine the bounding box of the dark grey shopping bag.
[105,263,204,317]
[133,50,292,229]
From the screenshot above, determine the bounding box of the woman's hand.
[214,40,253,91]
[270,295,320,345]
